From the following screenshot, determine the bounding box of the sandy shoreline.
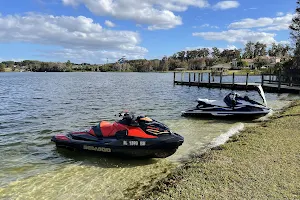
[125,101,300,200]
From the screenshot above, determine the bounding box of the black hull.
[51,133,183,158]
[182,111,270,119]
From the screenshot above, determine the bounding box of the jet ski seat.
[89,121,126,138]
[224,92,241,107]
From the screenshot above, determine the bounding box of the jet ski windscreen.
[257,85,267,106]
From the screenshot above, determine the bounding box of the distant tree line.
[0,41,295,73]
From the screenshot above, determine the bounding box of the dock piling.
[181,72,183,82]
[246,73,249,90]
[173,72,176,84]
[220,72,223,89]
[278,71,282,92]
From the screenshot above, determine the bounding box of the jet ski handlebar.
[118,112,134,119]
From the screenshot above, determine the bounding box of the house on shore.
[231,56,282,70]
[211,63,231,75]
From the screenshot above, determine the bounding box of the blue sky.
[0,0,296,63]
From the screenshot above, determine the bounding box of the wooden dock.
[173,72,300,94]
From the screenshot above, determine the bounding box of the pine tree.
[290,0,300,68]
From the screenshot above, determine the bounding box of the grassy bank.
[126,101,300,200]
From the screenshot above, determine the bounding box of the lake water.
[0,72,295,199]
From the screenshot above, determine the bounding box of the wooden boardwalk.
[173,72,300,94]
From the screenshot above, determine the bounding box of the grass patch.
[4,68,12,72]
[126,101,300,200]
[226,69,262,76]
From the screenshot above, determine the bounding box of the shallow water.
[0,72,295,199]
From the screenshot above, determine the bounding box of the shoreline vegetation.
[125,101,300,200]
[0,42,292,74]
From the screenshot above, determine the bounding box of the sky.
[0,0,297,64]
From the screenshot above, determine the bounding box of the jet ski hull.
[182,108,271,119]
[51,132,184,158]
[183,86,271,120]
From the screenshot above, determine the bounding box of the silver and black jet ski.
[182,85,271,119]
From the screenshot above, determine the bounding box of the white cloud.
[193,24,219,29]
[104,20,115,27]
[62,0,210,30]
[229,13,294,31]
[277,12,284,16]
[226,45,238,50]
[278,40,291,45]
[193,29,277,45]
[0,13,147,63]
[201,23,210,27]
[213,1,240,10]
[244,7,257,11]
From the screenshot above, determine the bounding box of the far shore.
[125,101,300,200]
[2,68,263,76]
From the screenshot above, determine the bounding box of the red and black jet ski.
[51,112,184,158]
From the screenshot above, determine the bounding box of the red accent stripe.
[55,134,69,141]
[72,132,86,134]
[88,129,96,136]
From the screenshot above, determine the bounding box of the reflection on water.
[56,148,159,168]
[0,72,296,199]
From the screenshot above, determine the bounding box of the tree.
[243,41,255,59]
[0,63,5,72]
[186,51,193,60]
[290,0,300,42]
[242,61,249,67]
[254,42,267,57]
[159,56,169,71]
[260,43,267,56]
[268,43,278,57]
[66,60,72,68]
[177,51,186,62]
[3,61,15,71]
[282,44,292,57]
[290,0,300,68]
[171,53,177,60]
[254,57,270,69]
[254,42,260,58]
[220,49,240,63]
[202,48,210,57]
[212,47,221,59]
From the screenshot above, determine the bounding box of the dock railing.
[173,71,300,93]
